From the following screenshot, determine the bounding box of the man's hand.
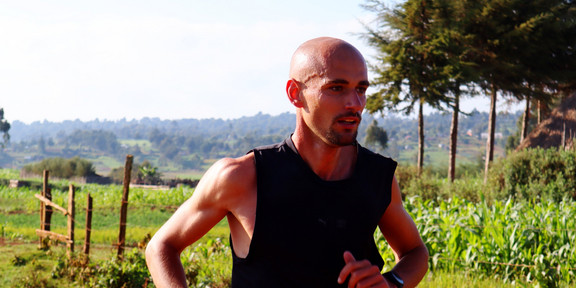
[337,251,391,288]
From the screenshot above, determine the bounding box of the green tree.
[363,0,452,175]
[0,108,10,148]
[138,160,163,185]
[516,1,576,143]
[66,129,121,154]
[364,119,389,151]
[454,0,576,181]
[427,0,480,182]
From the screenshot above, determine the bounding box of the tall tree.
[363,0,452,175]
[430,0,479,182]
[457,0,576,181]
[364,119,389,151]
[0,108,10,148]
[516,1,576,144]
[456,0,525,181]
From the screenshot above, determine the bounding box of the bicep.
[378,176,424,260]
[149,158,243,253]
[152,192,228,253]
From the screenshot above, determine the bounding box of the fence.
[34,154,134,260]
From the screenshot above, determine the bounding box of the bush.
[90,249,152,288]
[486,148,576,201]
[398,165,484,202]
[23,157,97,179]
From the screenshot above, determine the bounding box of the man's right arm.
[145,155,253,287]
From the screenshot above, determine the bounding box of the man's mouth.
[336,113,362,126]
[339,118,358,124]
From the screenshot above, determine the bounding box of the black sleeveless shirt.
[231,137,397,287]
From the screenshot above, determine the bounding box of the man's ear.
[286,79,304,108]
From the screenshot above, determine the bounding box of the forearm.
[390,244,429,288]
[145,241,188,288]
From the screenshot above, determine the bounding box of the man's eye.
[330,86,344,92]
[356,87,367,94]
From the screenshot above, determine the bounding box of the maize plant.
[376,196,576,287]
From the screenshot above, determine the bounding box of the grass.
[419,270,520,287]
[119,139,153,152]
[86,155,124,175]
[0,217,230,287]
[2,165,575,287]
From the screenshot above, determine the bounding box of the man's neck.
[291,133,358,181]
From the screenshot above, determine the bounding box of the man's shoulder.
[358,145,397,165]
[211,153,256,181]
[251,139,288,153]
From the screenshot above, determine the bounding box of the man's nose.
[345,90,366,111]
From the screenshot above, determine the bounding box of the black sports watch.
[383,271,404,288]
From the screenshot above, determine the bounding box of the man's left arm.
[377,175,429,287]
[338,176,428,288]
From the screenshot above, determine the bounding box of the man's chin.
[326,132,358,147]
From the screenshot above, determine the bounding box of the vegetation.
[1,2,574,285]
[364,119,389,151]
[487,148,576,202]
[22,157,97,179]
[1,146,575,287]
[377,196,576,287]
[3,110,522,178]
[0,108,9,148]
[363,0,576,180]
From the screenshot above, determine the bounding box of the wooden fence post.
[39,170,52,249]
[67,184,75,258]
[117,154,133,259]
[83,193,93,257]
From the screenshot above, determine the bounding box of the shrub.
[486,148,576,201]
[23,157,97,179]
[90,249,152,288]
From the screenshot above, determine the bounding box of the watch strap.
[383,271,404,288]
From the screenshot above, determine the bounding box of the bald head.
[289,37,367,83]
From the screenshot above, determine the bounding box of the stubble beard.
[325,129,358,146]
[324,112,362,146]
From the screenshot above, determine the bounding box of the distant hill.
[2,110,523,175]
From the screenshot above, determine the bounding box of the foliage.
[0,168,19,179]
[65,129,121,155]
[49,248,152,288]
[181,238,232,288]
[137,160,163,185]
[89,249,152,288]
[364,119,389,151]
[397,164,484,202]
[0,108,10,147]
[377,196,576,287]
[2,173,575,287]
[363,0,576,178]
[4,111,523,174]
[106,160,163,185]
[505,105,539,152]
[22,157,97,179]
[47,241,232,288]
[486,148,576,201]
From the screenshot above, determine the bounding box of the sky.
[0,0,521,124]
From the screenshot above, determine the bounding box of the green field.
[1,177,575,287]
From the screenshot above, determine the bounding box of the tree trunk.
[521,95,530,142]
[448,94,459,182]
[537,100,542,124]
[417,100,425,176]
[484,85,497,183]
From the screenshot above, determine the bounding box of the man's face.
[299,50,368,147]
